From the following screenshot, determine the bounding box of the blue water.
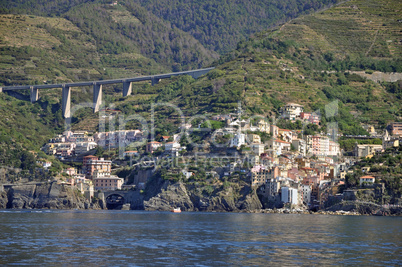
[0,210,401,266]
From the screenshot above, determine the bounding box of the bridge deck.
[1,67,215,90]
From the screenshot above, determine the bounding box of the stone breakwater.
[245,208,361,216]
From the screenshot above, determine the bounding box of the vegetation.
[0,0,401,172]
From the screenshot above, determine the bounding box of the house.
[248,134,261,144]
[257,119,270,133]
[160,136,170,142]
[278,129,294,143]
[389,122,402,136]
[301,112,320,125]
[165,142,182,156]
[328,141,340,156]
[64,167,76,176]
[280,103,304,120]
[267,139,291,155]
[270,125,279,138]
[146,141,163,153]
[301,184,312,205]
[93,175,124,191]
[354,144,382,158]
[250,143,265,156]
[75,142,97,155]
[123,151,139,157]
[305,135,329,156]
[359,175,375,185]
[292,139,306,155]
[230,133,246,148]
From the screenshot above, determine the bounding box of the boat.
[171,207,181,213]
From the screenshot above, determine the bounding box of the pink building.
[93,176,124,191]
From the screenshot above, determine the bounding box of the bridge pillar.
[30,86,38,103]
[62,85,71,118]
[151,77,160,86]
[93,83,102,113]
[123,81,132,97]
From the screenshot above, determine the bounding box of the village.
[40,103,402,210]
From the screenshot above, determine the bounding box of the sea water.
[0,210,400,266]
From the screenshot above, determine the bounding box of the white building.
[281,186,298,205]
[292,139,306,156]
[230,133,246,148]
[280,103,304,120]
[250,143,265,156]
[75,142,97,155]
[359,176,375,185]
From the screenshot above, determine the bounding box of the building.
[354,144,383,158]
[390,122,402,136]
[83,156,112,179]
[248,134,261,144]
[250,143,265,156]
[280,103,304,120]
[250,165,280,187]
[382,130,400,150]
[278,129,294,143]
[123,151,139,157]
[292,139,306,155]
[75,142,97,155]
[301,112,320,125]
[165,142,182,156]
[270,125,279,138]
[267,139,291,155]
[257,119,270,133]
[281,186,298,205]
[359,175,375,185]
[230,133,246,148]
[146,141,163,153]
[328,141,340,156]
[259,178,281,198]
[93,175,124,191]
[305,135,330,156]
[301,184,311,205]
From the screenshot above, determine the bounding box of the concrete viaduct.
[0,67,214,118]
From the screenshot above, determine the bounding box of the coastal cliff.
[142,175,262,212]
[0,182,101,210]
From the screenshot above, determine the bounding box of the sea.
[0,210,400,266]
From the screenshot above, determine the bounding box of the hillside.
[133,0,342,54]
[0,0,401,170]
[0,2,217,87]
[101,0,401,135]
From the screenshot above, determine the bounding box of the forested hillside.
[133,0,342,53]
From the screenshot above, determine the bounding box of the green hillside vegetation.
[0,0,401,171]
[134,0,342,53]
[0,2,217,87]
[0,92,64,174]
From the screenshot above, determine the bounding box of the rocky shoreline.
[1,181,400,216]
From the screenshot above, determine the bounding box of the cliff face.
[0,182,101,210]
[143,176,262,212]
